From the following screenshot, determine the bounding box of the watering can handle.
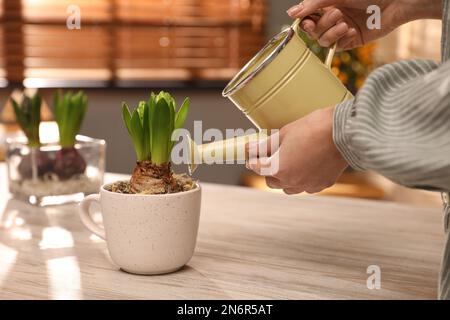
[187,132,269,174]
[292,18,337,68]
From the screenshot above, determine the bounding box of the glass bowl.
[6,135,106,206]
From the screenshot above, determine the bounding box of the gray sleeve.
[333,59,450,192]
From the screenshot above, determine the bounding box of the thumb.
[288,0,339,19]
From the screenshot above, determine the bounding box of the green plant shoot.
[122,91,190,165]
[11,92,42,148]
[54,90,88,148]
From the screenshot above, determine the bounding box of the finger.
[317,22,349,47]
[307,8,344,40]
[246,156,269,176]
[300,19,316,37]
[246,131,282,159]
[299,11,321,35]
[246,153,280,177]
[283,188,304,195]
[337,28,358,51]
[287,0,341,20]
[265,177,282,189]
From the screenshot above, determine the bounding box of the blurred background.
[0,0,444,206]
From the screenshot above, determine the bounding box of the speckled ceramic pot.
[79,182,202,275]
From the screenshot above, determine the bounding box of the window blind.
[1,0,267,87]
[0,0,6,85]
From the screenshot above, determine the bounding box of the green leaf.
[137,101,146,126]
[148,92,157,111]
[130,109,145,161]
[12,93,42,147]
[151,98,171,165]
[122,103,132,134]
[73,92,88,139]
[167,97,175,154]
[60,94,71,146]
[122,91,190,164]
[30,94,41,146]
[31,94,41,127]
[11,99,26,130]
[70,93,81,137]
[142,102,150,160]
[157,91,175,112]
[53,90,88,148]
[147,93,157,153]
[175,97,189,130]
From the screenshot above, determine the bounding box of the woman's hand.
[287,0,443,51]
[246,107,348,195]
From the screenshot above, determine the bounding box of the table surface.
[0,164,446,300]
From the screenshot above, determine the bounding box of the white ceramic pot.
[79,182,202,275]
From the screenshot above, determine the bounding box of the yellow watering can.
[188,19,353,173]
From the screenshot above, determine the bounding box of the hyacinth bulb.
[53,147,87,180]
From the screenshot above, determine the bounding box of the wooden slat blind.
[23,25,112,82]
[0,0,5,81]
[22,0,112,23]
[115,0,265,26]
[3,0,23,84]
[115,25,264,81]
[0,27,5,80]
[0,0,267,87]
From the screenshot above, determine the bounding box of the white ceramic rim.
[101,181,201,198]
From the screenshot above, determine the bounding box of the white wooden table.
[0,164,445,299]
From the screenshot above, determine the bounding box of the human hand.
[246,106,348,195]
[287,0,443,51]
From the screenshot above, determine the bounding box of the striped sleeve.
[333,59,450,192]
[441,204,450,300]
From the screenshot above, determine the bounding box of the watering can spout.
[187,138,200,175]
[187,132,268,175]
